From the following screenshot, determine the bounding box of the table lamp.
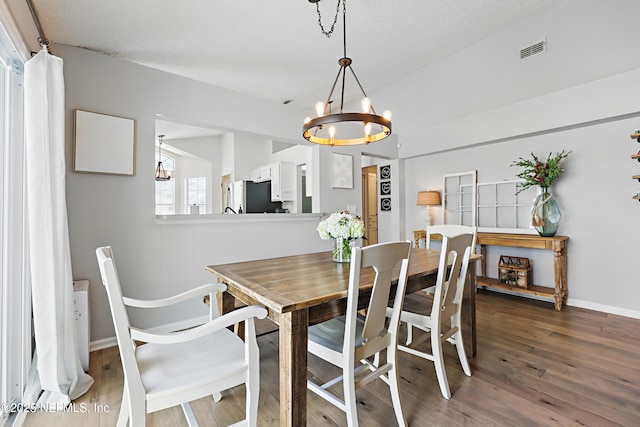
[417,190,441,229]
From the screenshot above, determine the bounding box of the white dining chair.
[414,223,477,305]
[396,229,474,400]
[307,241,411,427]
[96,246,267,427]
[307,242,411,427]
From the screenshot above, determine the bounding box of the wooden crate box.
[498,255,532,289]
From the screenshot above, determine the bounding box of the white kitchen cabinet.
[250,166,271,182]
[270,162,295,201]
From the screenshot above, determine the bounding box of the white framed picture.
[331,152,353,189]
[73,109,136,176]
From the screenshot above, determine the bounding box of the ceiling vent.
[519,39,546,60]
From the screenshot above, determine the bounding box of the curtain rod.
[25,0,49,47]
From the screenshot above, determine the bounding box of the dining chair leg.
[432,333,452,400]
[116,384,129,427]
[246,370,259,427]
[454,331,472,377]
[406,323,414,345]
[388,350,407,427]
[344,366,358,427]
[181,402,198,427]
[130,400,146,427]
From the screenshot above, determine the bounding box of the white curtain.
[23,47,93,407]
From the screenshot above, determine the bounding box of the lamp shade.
[417,191,441,206]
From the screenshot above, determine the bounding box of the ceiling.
[31,0,563,138]
[155,119,224,142]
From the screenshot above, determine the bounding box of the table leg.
[279,309,308,427]
[220,290,244,337]
[479,244,487,278]
[553,247,568,311]
[462,261,477,357]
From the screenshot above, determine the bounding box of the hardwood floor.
[23,290,640,426]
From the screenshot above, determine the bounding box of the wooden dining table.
[206,248,480,427]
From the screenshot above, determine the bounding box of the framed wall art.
[380,181,391,196]
[381,198,392,211]
[331,152,353,189]
[73,109,136,176]
[380,164,391,180]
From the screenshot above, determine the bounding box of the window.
[442,171,536,233]
[442,171,477,226]
[186,177,206,213]
[159,153,174,172]
[155,153,175,215]
[477,180,536,232]
[0,21,29,421]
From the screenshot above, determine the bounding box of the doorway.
[221,173,231,213]
[361,165,378,246]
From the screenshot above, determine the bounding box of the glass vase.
[332,238,353,263]
[531,187,561,237]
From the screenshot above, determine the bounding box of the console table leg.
[553,247,567,311]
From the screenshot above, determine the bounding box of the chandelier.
[303,0,391,146]
[155,135,171,181]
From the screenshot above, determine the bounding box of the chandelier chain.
[315,0,345,38]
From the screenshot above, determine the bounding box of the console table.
[413,230,569,311]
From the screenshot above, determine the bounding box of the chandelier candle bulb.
[315,101,325,117]
[361,97,370,113]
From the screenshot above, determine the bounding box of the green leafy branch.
[511,150,570,194]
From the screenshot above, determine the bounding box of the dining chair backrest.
[433,231,474,322]
[348,241,412,350]
[426,224,477,254]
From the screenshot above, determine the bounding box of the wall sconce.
[417,190,441,229]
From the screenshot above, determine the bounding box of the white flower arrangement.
[317,210,365,241]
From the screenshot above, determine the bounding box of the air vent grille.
[520,39,546,60]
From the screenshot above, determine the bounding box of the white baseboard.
[566,298,640,320]
[89,336,117,352]
[89,314,210,352]
[480,286,640,320]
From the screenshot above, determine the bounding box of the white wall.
[233,132,273,181]
[220,132,234,178]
